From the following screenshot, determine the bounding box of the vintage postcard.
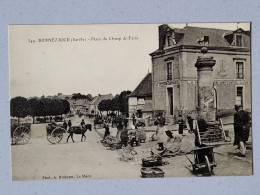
[9,23,252,181]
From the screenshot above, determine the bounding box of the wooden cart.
[46,123,68,144]
[11,120,31,145]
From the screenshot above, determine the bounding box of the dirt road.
[11,116,253,180]
[11,116,140,181]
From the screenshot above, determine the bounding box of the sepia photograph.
[9,23,252,181]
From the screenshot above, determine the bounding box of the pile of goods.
[119,146,138,162]
[140,167,165,178]
[140,154,165,178]
[162,133,195,156]
[142,154,162,167]
[101,135,122,150]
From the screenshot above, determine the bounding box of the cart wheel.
[47,133,57,144]
[13,126,31,145]
[205,155,212,175]
[51,127,67,144]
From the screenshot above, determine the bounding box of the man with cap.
[233,104,251,157]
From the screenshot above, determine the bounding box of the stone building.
[87,94,114,116]
[128,73,153,119]
[150,24,251,122]
[69,99,89,115]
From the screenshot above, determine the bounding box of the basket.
[141,167,164,178]
[142,156,162,167]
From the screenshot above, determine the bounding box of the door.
[236,86,244,108]
[167,87,174,115]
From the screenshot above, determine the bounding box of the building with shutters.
[150,24,251,122]
[128,73,153,119]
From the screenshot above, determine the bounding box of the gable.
[129,73,152,97]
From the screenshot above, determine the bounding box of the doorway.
[167,87,174,115]
[236,86,244,108]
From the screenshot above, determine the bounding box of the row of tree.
[10,96,70,123]
[98,91,131,116]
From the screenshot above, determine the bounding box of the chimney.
[159,24,168,50]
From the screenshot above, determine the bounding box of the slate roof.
[128,73,152,97]
[69,99,89,106]
[90,94,114,105]
[151,25,250,55]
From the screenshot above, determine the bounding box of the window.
[235,35,242,47]
[236,62,244,79]
[236,86,244,107]
[137,98,145,105]
[167,62,172,80]
[167,35,172,46]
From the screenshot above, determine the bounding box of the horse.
[66,124,92,142]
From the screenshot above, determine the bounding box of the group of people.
[51,117,86,131]
[102,105,251,157]
[102,119,147,147]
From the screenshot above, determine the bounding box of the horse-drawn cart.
[11,120,31,145]
[94,118,104,129]
[46,124,68,144]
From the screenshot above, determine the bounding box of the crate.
[141,167,164,178]
[142,156,163,167]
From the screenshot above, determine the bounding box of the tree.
[28,98,39,124]
[62,99,70,114]
[86,94,93,101]
[118,91,132,115]
[98,100,106,116]
[98,99,111,115]
[111,95,120,115]
[10,96,31,123]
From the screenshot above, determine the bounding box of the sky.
[9,23,250,98]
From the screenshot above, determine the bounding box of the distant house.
[88,94,114,116]
[128,73,153,119]
[56,93,72,100]
[68,98,90,115]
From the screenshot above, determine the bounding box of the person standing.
[154,115,167,151]
[63,120,68,130]
[120,126,129,147]
[233,105,251,157]
[68,120,72,128]
[132,113,136,126]
[103,122,110,141]
[187,115,194,133]
[116,121,124,143]
[178,115,184,134]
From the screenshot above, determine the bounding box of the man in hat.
[80,119,85,129]
[233,104,251,157]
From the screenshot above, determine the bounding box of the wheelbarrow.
[185,146,217,176]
